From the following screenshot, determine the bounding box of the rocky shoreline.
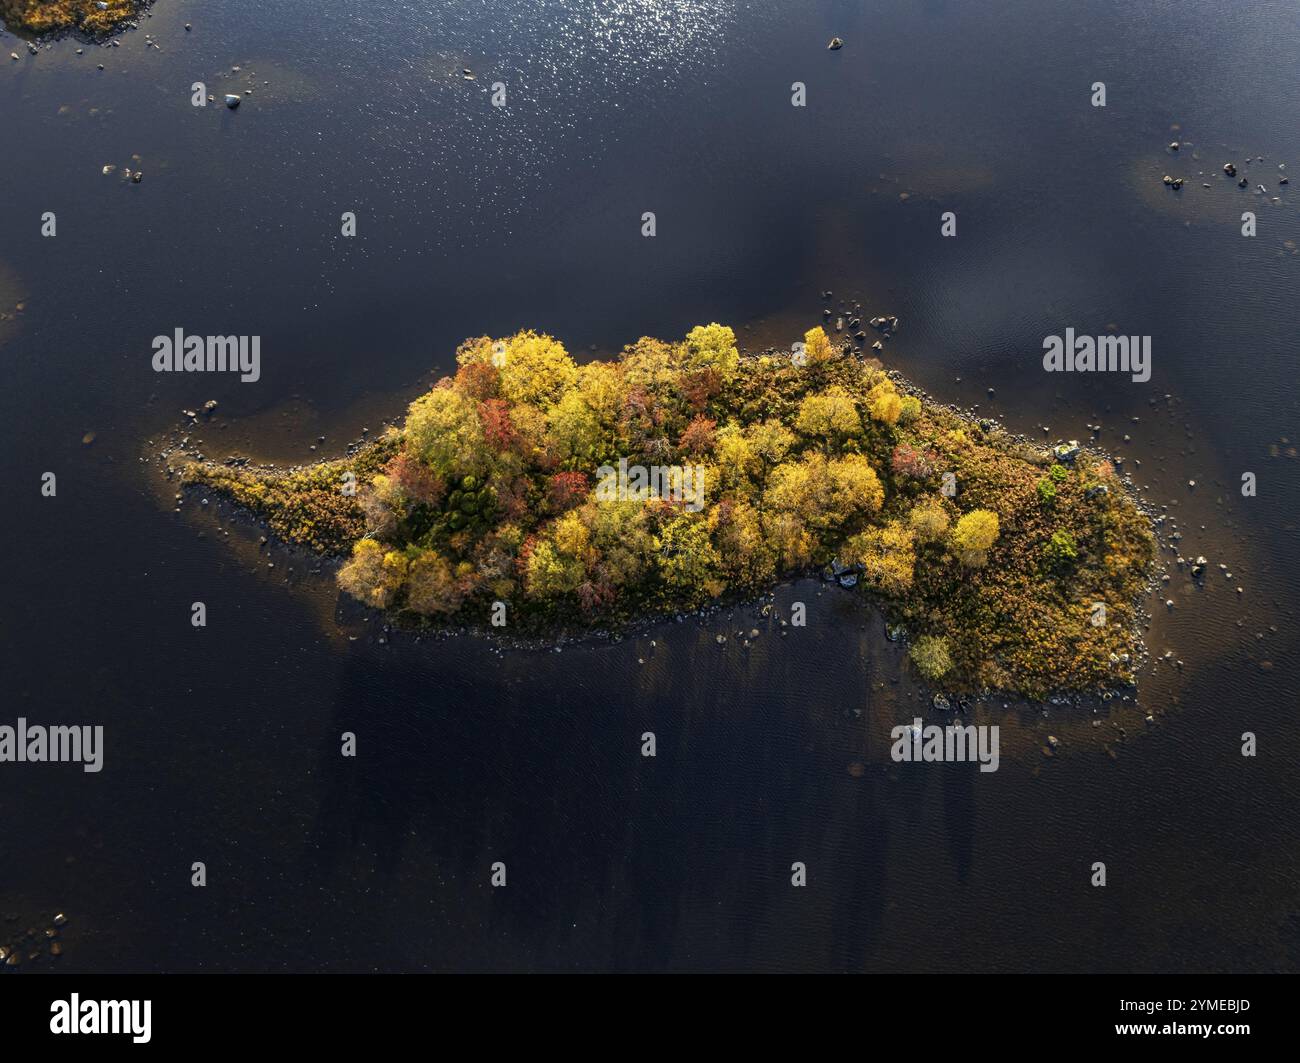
[1,1,149,39]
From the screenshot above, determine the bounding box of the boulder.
[1052,441,1081,464]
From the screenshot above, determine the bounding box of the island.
[183,324,1155,698]
[1,0,143,36]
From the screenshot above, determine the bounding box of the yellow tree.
[795,386,862,442]
[404,386,488,479]
[866,378,903,425]
[908,498,951,543]
[803,325,835,365]
[842,521,915,595]
[500,330,579,409]
[951,509,1000,567]
[683,323,740,380]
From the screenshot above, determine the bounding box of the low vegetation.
[185,324,1155,698]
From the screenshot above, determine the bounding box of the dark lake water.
[1,0,1298,972]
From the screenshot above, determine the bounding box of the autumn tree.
[796,386,862,442]
[546,389,607,469]
[890,442,936,479]
[575,361,627,425]
[709,498,777,588]
[841,521,915,595]
[803,325,835,365]
[951,509,1000,567]
[908,498,950,543]
[683,323,740,380]
[455,359,501,401]
[620,336,680,391]
[479,398,521,454]
[762,510,815,570]
[766,453,884,530]
[678,415,717,458]
[547,471,590,513]
[499,330,579,409]
[404,385,488,480]
[866,378,903,426]
[746,420,797,466]
[406,550,466,615]
[657,514,724,603]
[337,539,407,609]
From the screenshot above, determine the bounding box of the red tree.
[678,415,717,457]
[385,450,445,505]
[548,471,590,513]
[891,443,936,479]
[479,399,520,453]
[456,360,501,401]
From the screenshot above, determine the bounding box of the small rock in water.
[827,37,844,50]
